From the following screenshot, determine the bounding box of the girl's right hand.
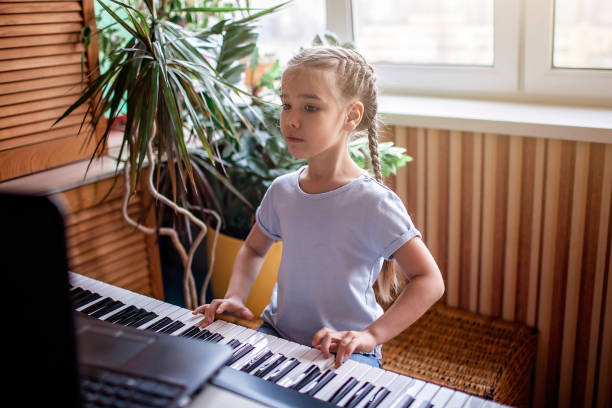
[192,297,254,326]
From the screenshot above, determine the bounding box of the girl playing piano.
[194,46,444,369]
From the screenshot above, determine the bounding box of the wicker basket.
[381,303,537,407]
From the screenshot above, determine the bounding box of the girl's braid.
[287,46,400,303]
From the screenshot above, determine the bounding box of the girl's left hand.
[312,327,378,368]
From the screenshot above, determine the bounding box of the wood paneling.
[52,176,164,298]
[0,0,103,182]
[392,125,612,407]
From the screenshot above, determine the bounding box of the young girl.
[194,46,444,369]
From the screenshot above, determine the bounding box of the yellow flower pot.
[206,228,281,317]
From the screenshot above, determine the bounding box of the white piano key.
[463,395,486,408]
[299,348,335,370]
[276,347,324,388]
[231,327,258,343]
[218,325,249,345]
[411,382,440,407]
[136,302,181,329]
[230,334,284,370]
[377,375,415,408]
[429,387,455,407]
[313,359,361,401]
[354,370,399,408]
[442,391,471,408]
[389,378,426,408]
[336,365,383,407]
[481,401,503,408]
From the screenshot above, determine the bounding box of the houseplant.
[195,41,413,315]
[56,0,287,309]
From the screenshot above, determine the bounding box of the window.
[553,0,612,69]
[321,0,612,102]
[353,0,494,66]
[524,0,612,100]
[249,0,326,65]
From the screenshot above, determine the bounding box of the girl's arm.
[193,224,274,324]
[366,237,444,343]
[313,237,444,367]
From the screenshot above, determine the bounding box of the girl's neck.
[300,151,363,194]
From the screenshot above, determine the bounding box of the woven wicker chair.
[381,303,538,407]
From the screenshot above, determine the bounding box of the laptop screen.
[3,193,81,407]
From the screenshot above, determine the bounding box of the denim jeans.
[257,321,382,368]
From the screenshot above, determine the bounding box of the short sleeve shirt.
[256,167,421,356]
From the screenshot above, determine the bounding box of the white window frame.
[325,0,612,103]
[327,0,520,95]
[524,0,612,100]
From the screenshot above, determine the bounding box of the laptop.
[2,192,232,408]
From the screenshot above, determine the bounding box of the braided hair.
[286,46,401,303]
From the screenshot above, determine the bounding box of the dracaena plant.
[56,0,287,309]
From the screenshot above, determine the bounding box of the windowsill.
[0,130,126,196]
[2,98,611,195]
[379,94,612,144]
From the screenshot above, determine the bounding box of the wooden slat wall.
[0,0,103,181]
[50,175,164,299]
[390,126,612,408]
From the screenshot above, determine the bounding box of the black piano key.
[145,317,173,332]
[395,394,415,408]
[416,402,433,408]
[159,321,185,334]
[72,290,97,305]
[328,377,358,404]
[194,329,213,340]
[73,292,101,309]
[227,339,241,349]
[70,287,85,299]
[117,308,149,326]
[254,355,286,378]
[81,297,113,314]
[306,370,336,396]
[364,387,391,408]
[345,382,375,408]
[90,300,124,319]
[179,326,201,338]
[128,312,158,328]
[206,333,223,343]
[241,350,274,374]
[106,305,137,324]
[291,365,320,391]
[268,359,300,384]
[226,344,254,366]
[71,289,93,304]
[114,307,144,325]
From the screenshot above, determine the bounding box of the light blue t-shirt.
[256,167,421,357]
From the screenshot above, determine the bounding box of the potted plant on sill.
[194,43,413,316]
[56,0,286,310]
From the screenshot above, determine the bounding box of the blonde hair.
[286,46,402,303]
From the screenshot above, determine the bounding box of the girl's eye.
[281,103,291,111]
[305,104,318,112]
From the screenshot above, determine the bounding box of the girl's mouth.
[286,136,304,143]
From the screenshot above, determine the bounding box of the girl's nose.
[288,115,299,129]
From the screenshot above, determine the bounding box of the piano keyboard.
[69,272,510,408]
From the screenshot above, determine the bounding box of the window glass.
[353,0,494,66]
[553,0,612,69]
[249,0,326,65]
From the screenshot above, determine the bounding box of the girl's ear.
[344,101,364,131]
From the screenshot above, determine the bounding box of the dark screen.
[2,193,81,407]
